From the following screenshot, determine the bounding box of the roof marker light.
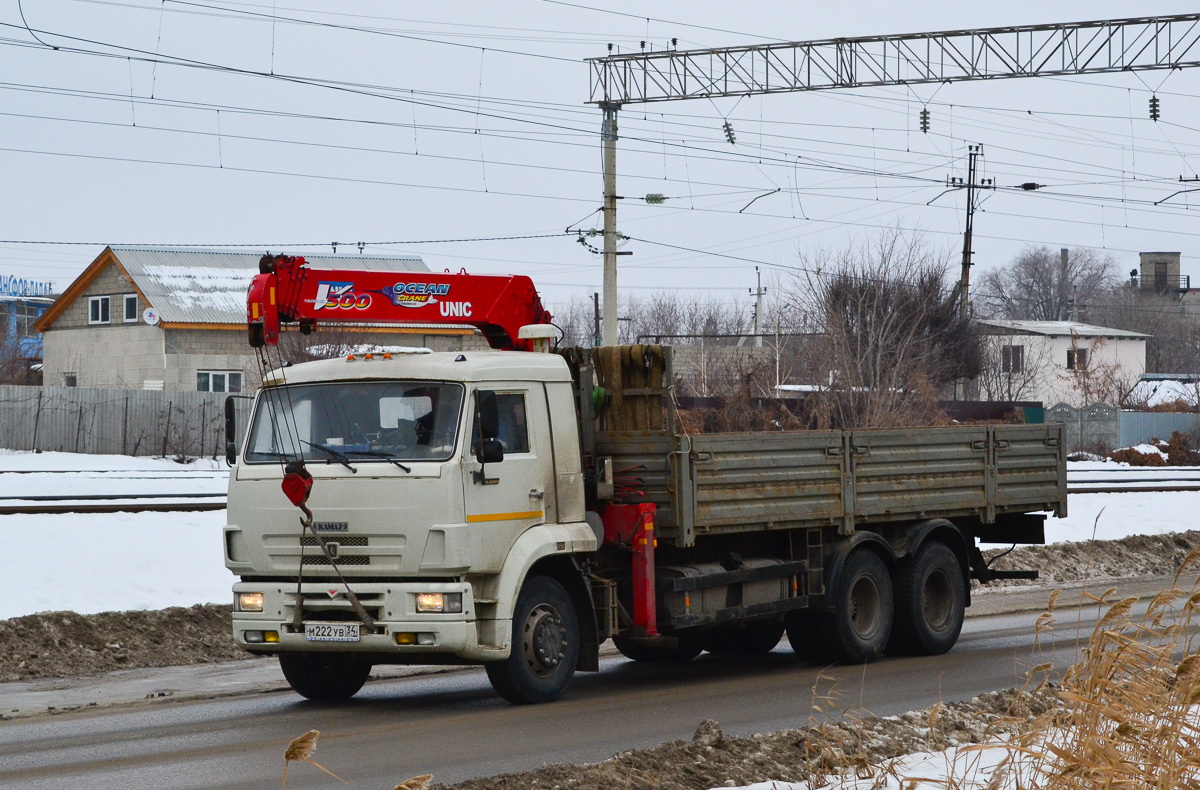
[383,353,392,359]
[347,354,356,361]
[365,353,374,360]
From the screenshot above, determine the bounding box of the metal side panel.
[848,426,990,523]
[992,423,1067,514]
[688,431,846,531]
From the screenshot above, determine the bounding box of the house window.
[124,294,139,323]
[1001,344,1024,373]
[88,296,110,324]
[197,371,242,393]
[1067,348,1089,370]
[63,372,77,387]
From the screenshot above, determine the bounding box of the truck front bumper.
[231,580,505,663]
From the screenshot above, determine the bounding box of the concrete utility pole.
[750,267,766,347]
[955,144,993,321]
[601,103,621,347]
[587,14,1200,345]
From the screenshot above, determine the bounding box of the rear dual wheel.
[788,549,893,664]
[890,541,965,656]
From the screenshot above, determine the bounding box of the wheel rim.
[523,603,566,678]
[922,568,954,631]
[848,575,880,638]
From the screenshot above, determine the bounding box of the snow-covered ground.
[1,452,1198,618]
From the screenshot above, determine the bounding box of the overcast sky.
[3,0,1200,314]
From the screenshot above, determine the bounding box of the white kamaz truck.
[223,255,1065,704]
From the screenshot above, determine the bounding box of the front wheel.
[486,576,579,704]
[279,652,371,701]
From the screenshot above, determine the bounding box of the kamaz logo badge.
[314,282,371,310]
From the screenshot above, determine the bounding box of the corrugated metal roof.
[978,319,1150,339]
[110,247,427,325]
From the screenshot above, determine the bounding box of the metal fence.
[1119,411,1200,448]
[0,385,252,458]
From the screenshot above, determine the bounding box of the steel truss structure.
[588,14,1200,105]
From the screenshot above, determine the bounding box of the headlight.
[238,592,264,612]
[416,592,462,613]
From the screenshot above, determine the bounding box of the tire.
[278,652,371,701]
[486,576,580,704]
[703,621,785,656]
[793,549,893,664]
[613,634,703,663]
[891,541,965,656]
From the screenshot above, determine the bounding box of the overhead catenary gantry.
[585,13,1200,345]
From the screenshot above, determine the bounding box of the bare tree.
[779,228,980,428]
[978,246,1118,321]
[1087,284,1200,374]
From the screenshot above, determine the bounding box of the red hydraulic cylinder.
[632,502,658,637]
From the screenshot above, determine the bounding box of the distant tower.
[1139,251,1184,294]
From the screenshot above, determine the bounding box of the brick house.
[34,247,480,391]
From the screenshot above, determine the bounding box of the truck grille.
[301,536,369,547]
[304,554,371,566]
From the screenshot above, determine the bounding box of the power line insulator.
[722,119,736,144]
[919,107,930,133]
[644,193,666,204]
[1150,94,1161,121]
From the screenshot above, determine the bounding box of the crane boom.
[247,254,552,351]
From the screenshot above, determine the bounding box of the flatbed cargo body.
[597,423,1065,546]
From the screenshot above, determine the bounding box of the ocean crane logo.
[314,281,372,310]
[381,282,450,309]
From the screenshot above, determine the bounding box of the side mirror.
[476,389,500,439]
[224,396,237,466]
[478,437,504,464]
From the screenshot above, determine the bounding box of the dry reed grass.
[911,548,1200,789]
[282,729,344,789]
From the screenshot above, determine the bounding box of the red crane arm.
[247,254,552,351]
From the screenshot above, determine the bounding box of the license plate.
[304,622,360,642]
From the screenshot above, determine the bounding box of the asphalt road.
[0,588,1139,790]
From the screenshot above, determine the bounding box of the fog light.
[238,592,264,612]
[396,632,416,645]
[244,630,265,643]
[264,630,279,643]
[416,592,462,613]
[417,633,435,646]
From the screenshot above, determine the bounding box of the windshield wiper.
[345,449,412,473]
[300,440,358,473]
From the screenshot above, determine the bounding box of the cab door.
[462,385,553,574]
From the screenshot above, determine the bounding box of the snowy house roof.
[978,319,1150,340]
[35,246,433,331]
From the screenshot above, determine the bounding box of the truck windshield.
[244,381,465,464]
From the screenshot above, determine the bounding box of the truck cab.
[225,350,597,702]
